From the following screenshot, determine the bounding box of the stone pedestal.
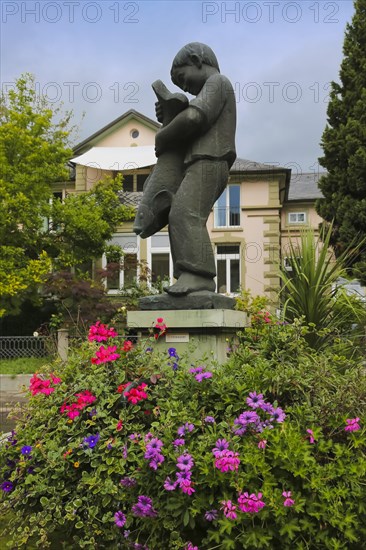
[127,309,248,364]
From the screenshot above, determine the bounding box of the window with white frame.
[147,234,173,287]
[214,184,240,228]
[215,244,240,294]
[288,212,306,224]
[103,235,139,292]
[283,255,302,273]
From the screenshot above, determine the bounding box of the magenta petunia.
[345,418,361,432]
[282,491,295,507]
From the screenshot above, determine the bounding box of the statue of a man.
[134,42,236,296]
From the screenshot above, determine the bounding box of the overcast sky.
[1,0,356,174]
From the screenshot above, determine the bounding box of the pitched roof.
[287,172,325,201]
[73,110,160,155]
[232,158,289,172]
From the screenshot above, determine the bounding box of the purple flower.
[176,470,192,483]
[122,445,128,459]
[1,480,14,492]
[114,510,126,528]
[83,434,100,448]
[164,477,178,491]
[132,496,157,518]
[246,391,265,409]
[7,431,17,446]
[146,438,163,452]
[212,438,229,457]
[21,445,33,456]
[172,438,185,448]
[270,407,286,423]
[205,509,218,521]
[195,371,213,382]
[177,422,194,437]
[168,347,178,358]
[260,402,274,414]
[204,416,215,423]
[189,366,204,374]
[177,453,194,471]
[233,411,260,435]
[148,453,165,470]
[120,477,136,487]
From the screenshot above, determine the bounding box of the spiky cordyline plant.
[280,224,366,349]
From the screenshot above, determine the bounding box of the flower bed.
[1,319,365,549]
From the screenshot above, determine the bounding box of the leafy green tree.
[316,0,366,282]
[0,74,134,318]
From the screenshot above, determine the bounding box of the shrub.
[1,320,365,549]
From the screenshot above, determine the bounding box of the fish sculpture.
[133,80,188,238]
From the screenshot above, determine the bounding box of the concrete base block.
[127,309,248,364]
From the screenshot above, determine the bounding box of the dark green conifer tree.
[316,0,366,283]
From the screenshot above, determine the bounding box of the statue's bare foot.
[165,272,215,295]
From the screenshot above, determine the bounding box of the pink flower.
[220,500,237,520]
[345,418,361,432]
[306,429,316,444]
[50,374,62,385]
[282,491,295,507]
[186,543,199,550]
[29,374,61,396]
[215,450,240,472]
[124,383,148,404]
[122,340,133,352]
[154,317,167,339]
[238,492,265,513]
[258,439,267,449]
[180,480,195,495]
[88,321,118,342]
[60,390,96,419]
[91,345,120,365]
[116,420,123,431]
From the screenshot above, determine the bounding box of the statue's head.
[171,42,220,73]
[171,43,220,95]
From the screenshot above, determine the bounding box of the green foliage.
[316,0,366,282]
[234,289,268,316]
[280,226,366,349]
[0,73,72,317]
[47,174,135,269]
[1,320,365,549]
[0,74,134,319]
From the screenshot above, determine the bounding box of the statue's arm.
[155,107,204,156]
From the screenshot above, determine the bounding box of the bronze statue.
[134,42,236,297]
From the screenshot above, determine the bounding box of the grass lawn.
[0,357,53,375]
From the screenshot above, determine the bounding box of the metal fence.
[0,336,55,360]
